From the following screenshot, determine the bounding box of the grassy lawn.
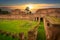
[0,19,46,40]
[0,19,38,40]
[37,21,46,40]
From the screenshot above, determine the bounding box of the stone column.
[19,33,24,40]
[28,30,37,40]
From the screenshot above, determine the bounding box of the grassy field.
[0,20,37,33]
[0,19,38,40]
[37,21,46,40]
[0,19,46,40]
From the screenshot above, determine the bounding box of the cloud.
[0,3,60,9]
[29,4,60,9]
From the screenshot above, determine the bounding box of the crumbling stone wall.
[28,23,39,40]
[36,8,60,17]
[44,18,60,40]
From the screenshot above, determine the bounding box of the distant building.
[0,8,60,21]
[36,8,60,17]
[12,9,25,15]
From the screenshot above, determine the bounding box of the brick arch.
[34,17,40,21]
[40,17,43,22]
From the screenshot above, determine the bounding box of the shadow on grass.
[0,34,19,40]
[37,21,46,40]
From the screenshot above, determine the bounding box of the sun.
[26,4,33,10]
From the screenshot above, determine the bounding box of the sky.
[0,0,60,10]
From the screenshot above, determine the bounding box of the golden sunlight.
[9,4,55,11]
[26,4,33,10]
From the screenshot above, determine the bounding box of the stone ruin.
[0,8,60,40]
[44,16,60,40]
[0,8,60,21]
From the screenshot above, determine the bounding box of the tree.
[25,7,32,14]
[25,7,30,11]
[0,9,1,12]
[0,11,10,15]
[0,9,2,14]
[2,11,10,14]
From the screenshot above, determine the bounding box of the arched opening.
[37,17,39,21]
[35,17,39,21]
[40,17,43,22]
[47,23,50,26]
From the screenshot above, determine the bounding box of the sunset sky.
[0,0,60,11]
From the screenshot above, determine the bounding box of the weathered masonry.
[44,16,60,40]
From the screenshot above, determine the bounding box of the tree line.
[0,9,10,14]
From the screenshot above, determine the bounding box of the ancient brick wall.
[36,8,60,17]
[44,18,60,40]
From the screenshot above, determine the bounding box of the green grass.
[0,19,38,40]
[0,19,46,40]
[0,34,19,40]
[37,21,46,40]
[0,20,37,33]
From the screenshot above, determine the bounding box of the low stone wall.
[0,14,42,21]
[28,23,39,40]
[0,14,35,21]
